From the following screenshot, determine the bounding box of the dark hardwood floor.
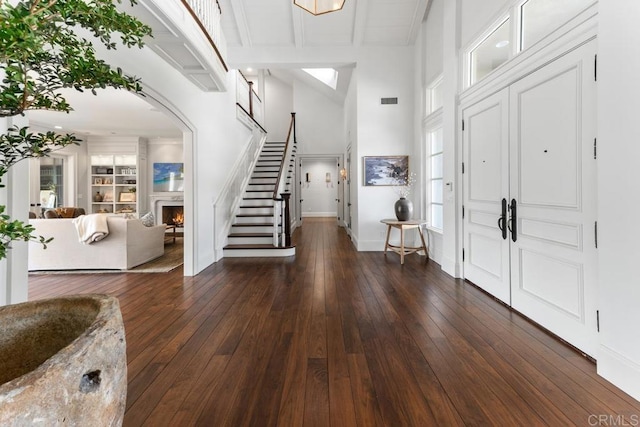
[29,217,640,426]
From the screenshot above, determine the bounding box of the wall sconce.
[339,168,347,180]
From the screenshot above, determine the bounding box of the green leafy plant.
[0,0,152,259]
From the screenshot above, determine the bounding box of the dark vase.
[93,191,103,202]
[394,197,413,221]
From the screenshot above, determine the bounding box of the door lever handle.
[497,198,508,240]
[507,198,517,242]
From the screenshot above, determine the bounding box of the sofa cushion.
[140,211,155,227]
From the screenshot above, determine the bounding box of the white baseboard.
[357,240,385,252]
[441,255,461,278]
[301,212,337,217]
[598,345,640,402]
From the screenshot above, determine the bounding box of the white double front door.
[462,40,598,357]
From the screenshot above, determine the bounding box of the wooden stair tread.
[232,222,273,227]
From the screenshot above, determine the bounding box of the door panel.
[462,89,511,303]
[517,249,584,319]
[518,67,580,208]
[509,40,597,356]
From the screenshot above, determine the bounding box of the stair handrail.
[272,113,296,247]
[273,113,296,202]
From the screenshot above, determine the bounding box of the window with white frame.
[468,17,511,86]
[464,0,594,88]
[425,75,443,116]
[426,124,443,231]
[518,0,592,50]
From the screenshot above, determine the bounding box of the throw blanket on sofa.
[73,214,109,244]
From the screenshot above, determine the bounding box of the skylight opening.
[302,68,338,90]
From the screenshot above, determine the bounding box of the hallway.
[29,218,640,426]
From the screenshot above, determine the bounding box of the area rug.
[29,238,184,275]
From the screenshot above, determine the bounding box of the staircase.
[222,141,296,257]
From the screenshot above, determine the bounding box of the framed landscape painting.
[153,163,184,192]
[363,156,409,186]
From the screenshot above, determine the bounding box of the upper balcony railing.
[236,72,265,129]
[181,0,228,71]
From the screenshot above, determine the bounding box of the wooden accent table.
[165,224,176,244]
[380,219,429,265]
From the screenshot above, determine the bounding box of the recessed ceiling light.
[495,40,509,48]
[246,67,253,73]
[54,125,62,129]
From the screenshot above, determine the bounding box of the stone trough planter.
[0,295,127,426]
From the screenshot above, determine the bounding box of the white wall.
[293,80,345,155]
[264,75,293,141]
[460,0,512,48]
[354,47,416,251]
[300,158,338,217]
[425,0,445,84]
[596,0,640,401]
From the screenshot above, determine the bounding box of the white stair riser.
[223,247,295,258]
[231,225,274,234]
[241,199,273,207]
[238,207,274,215]
[247,184,275,191]
[235,216,276,224]
[244,192,272,198]
[227,236,273,245]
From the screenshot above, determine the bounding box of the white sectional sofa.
[28,216,165,271]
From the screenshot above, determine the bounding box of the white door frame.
[296,154,345,226]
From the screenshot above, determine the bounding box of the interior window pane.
[40,158,64,208]
[431,179,443,204]
[431,153,443,179]
[470,19,510,85]
[431,204,443,230]
[431,81,443,112]
[430,127,443,153]
[521,0,590,50]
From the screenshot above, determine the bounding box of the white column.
[440,0,462,277]
[0,115,30,306]
[596,0,640,402]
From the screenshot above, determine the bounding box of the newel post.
[281,193,292,247]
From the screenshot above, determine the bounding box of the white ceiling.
[221,0,429,49]
[29,0,430,138]
[28,88,183,138]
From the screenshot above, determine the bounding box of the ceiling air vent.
[381,97,398,105]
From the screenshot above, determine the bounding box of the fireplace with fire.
[162,206,184,227]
